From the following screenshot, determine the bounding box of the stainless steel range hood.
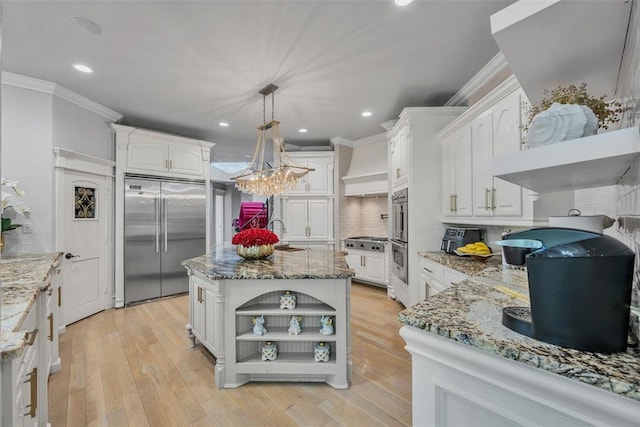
[341,136,388,196]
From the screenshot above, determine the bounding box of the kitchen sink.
[274,245,305,252]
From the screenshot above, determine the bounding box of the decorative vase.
[280,290,296,309]
[261,341,278,361]
[236,243,274,260]
[314,342,331,362]
[527,103,597,148]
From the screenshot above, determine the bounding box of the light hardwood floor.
[48,282,412,426]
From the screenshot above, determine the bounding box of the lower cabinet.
[281,197,333,243]
[419,257,468,301]
[344,248,387,285]
[190,276,220,355]
[401,326,640,427]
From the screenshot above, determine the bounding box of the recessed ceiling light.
[73,64,93,74]
[298,128,308,133]
[219,122,229,127]
[70,17,103,34]
[393,0,413,6]
[361,111,372,117]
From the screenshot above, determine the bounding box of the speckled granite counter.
[1,252,62,360]
[401,252,640,402]
[418,250,505,276]
[182,247,355,280]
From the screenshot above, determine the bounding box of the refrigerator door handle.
[164,196,168,253]
[155,197,160,253]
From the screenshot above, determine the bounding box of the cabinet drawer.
[419,258,444,283]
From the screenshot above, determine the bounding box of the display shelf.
[236,352,337,374]
[235,303,336,316]
[491,127,640,193]
[490,0,632,104]
[236,328,337,341]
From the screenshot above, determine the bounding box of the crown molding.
[330,137,354,147]
[2,71,123,122]
[445,52,510,107]
[331,133,386,147]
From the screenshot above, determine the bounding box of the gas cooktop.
[344,236,388,252]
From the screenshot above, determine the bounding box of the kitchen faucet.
[267,219,286,233]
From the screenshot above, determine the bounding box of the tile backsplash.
[340,196,388,240]
[614,0,640,310]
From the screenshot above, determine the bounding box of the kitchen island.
[400,253,640,426]
[182,247,354,389]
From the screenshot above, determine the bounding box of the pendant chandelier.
[233,84,314,197]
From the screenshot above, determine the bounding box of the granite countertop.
[402,251,640,402]
[418,250,505,276]
[182,247,355,281]
[1,252,62,360]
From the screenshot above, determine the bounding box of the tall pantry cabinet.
[278,152,335,246]
[387,107,467,308]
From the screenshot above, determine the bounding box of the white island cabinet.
[182,248,354,389]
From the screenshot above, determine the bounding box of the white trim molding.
[445,52,510,107]
[2,71,123,121]
[53,148,115,177]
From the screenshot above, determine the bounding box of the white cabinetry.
[344,249,386,285]
[438,76,572,226]
[472,89,524,217]
[441,127,473,217]
[112,124,215,308]
[276,151,335,246]
[283,152,334,196]
[386,107,467,308]
[390,125,410,191]
[282,198,333,242]
[418,257,468,302]
[400,326,640,427]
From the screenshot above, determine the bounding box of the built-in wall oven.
[391,188,408,243]
[391,188,408,283]
[390,239,407,283]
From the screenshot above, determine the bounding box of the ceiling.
[2,0,513,162]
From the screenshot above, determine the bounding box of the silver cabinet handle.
[423,267,433,273]
[169,159,173,170]
[449,195,454,212]
[491,188,496,211]
[453,194,458,212]
[485,188,490,210]
[25,328,38,346]
[48,313,54,342]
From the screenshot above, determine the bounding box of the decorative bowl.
[236,244,275,260]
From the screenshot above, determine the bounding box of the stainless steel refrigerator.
[124,177,206,305]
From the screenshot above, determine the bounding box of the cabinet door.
[168,144,203,177]
[127,140,168,173]
[345,253,365,277]
[191,281,206,341]
[203,286,216,352]
[305,155,334,195]
[471,113,494,217]
[282,199,310,241]
[492,90,523,216]
[453,128,473,217]
[362,252,385,283]
[307,198,332,240]
[391,126,410,190]
[441,135,456,217]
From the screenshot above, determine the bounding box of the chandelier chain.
[271,92,275,122]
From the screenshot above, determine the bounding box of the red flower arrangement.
[232,228,279,247]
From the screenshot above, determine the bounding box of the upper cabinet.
[438,76,573,227]
[441,127,472,218]
[282,152,334,196]
[113,124,214,181]
[390,125,410,191]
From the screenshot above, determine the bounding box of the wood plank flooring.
[48,282,412,426]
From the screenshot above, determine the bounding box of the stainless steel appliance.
[344,236,387,252]
[390,239,407,283]
[124,176,206,305]
[498,227,635,353]
[391,188,408,243]
[440,226,481,254]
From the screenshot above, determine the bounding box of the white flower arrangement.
[1,177,30,232]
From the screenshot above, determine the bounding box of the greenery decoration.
[522,82,623,135]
